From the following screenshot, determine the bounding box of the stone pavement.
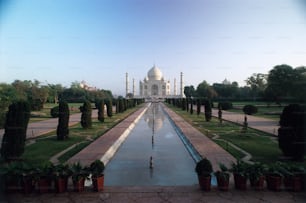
[3,186,306,203]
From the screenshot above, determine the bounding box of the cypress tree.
[1,100,30,161]
[105,99,113,117]
[80,100,92,129]
[97,100,105,122]
[190,99,194,115]
[204,100,212,122]
[196,99,201,116]
[56,101,70,140]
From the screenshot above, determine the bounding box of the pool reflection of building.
[144,103,165,132]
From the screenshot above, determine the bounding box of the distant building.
[80,80,96,91]
[126,65,184,99]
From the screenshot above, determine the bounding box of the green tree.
[1,100,30,161]
[97,100,105,122]
[105,99,113,118]
[204,100,212,122]
[184,86,195,98]
[245,73,267,100]
[80,100,92,129]
[278,104,306,161]
[196,81,217,99]
[0,83,17,128]
[266,64,294,101]
[56,101,70,140]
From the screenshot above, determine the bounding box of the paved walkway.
[3,186,306,203]
[212,109,279,136]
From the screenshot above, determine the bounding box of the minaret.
[132,78,135,96]
[126,72,129,97]
[180,72,184,98]
[174,78,177,96]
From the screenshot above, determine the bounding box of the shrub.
[218,102,233,110]
[56,101,70,140]
[204,100,212,122]
[278,104,306,160]
[243,105,258,115]
[80,100,92,129]
[97,100,105,122]
[1,100,30,161]
[50,106,59,118]
[105,99,112,118]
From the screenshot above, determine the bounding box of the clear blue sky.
[1,0,306,96]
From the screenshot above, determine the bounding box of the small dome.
[148,65,163,80]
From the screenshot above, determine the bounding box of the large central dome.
[147,65,163,80]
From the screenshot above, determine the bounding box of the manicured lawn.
[22,136,84,166]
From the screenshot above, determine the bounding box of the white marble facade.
[139,65,171,98]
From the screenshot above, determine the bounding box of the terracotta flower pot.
[92,175,104,192]
[250,176,265,191]
[38,178,52,193]
[198,175,211,191]
[22,178,34,194]
[73,178,85,192]
[5,179,21,193]
[216,174,230,191]
[284,175,303,192]
[55,177,68,193]
[266,175,282,191]
[234,174,247,190]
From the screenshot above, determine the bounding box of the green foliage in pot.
[214,163,230,180]
[248,162,267,182]
[71,162,90,182]
[195,158,213,177]
[89,160,105,178]
[230,160,250,177]
[53,163,72,179]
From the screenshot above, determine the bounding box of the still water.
[104,102,198,186]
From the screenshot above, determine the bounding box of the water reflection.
[143,102,165,133]
[104,102,197,186]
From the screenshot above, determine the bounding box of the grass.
[22,136,84,166]
[57,141,91,163]
[21,105,143,165]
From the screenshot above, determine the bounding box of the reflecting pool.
[104,102,198,186]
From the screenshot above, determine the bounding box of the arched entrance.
[151,84,158,96]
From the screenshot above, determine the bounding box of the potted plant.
[214,163,230,191]
[230,160,250,190]
[19,162,35,194]
[195,158,213,191]
[265,162,284,191]
[71,162,89,192]
[248,162,267,190]
[89,160,105,192]
[35,162,54,193]
[53,163,72,193]
[0,162,23,193]
[282,164,305,192]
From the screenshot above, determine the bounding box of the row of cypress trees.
[165,98,212,121]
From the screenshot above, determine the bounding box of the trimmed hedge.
[218,102,233,110]
[243,105,258,115]
[50,106,59,118]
